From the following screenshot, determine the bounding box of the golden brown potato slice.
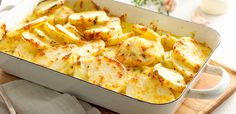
[54,6,74,25]
[84,26,116,40]
[33,44,79,74]
[162,51,175,69]
[7,16,48,38]
[116,36,164,66]
[77,40,105,56]
[68,11,110,27]
[13,40,40,62]
[87,56,127,92]
[34,0,65,16]
[172,37,211,73]
[153,63,186,92]
[161,34,179,51]
[126,66,153,81]
[171,57,196,83]
[33,28,60,46]
[84,27,121,40]
[105,32,135,46]
[170,37,211,82]
[43,22,65,43]
[63,24,84,38]
[12,30,52,61]
[82,17,122,40]
[55,24,83,44]
[72,0,97,12]
[132,24,161,41]
[102,46,118,59]
[73,56,95,81]
[107,17,122,32]
[0,36,20,55]
[22,31,48,49]
[121,22,133,33]
[80,17,122,40]
[126,76,175,104]
[73,63,88,81]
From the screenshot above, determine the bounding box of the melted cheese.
[153,64,186,92]
[0,0,212,104]
[116,36,164,66]
[172,37,211,82]
[87,56,127,92]
[126,76,175,104]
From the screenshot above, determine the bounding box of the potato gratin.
[0,0,212,104]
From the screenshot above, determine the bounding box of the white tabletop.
[1,0,235,114]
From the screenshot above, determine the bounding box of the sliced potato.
[77,40,105,56]
[22,31,48,49]
[54,6,74,25]
[162,51,175,69]
[55,24,83,44]
[172,37,211,73]
[81,17,122,40]
[84,25,111,40]
[13,40,39,61]
[34,0,65,16]
[69,11,110,27]
[107,17,122,33]
[132,24,160,41]
[161,34,179,51]
[106,32,135,46]
[33,28,59,46]
[116,36,164,66]
[121,21,133,33]
[12,30,51,61]
[43,22,65,43]
[73,0,97,12]
[33,44,79,74]
[63,24,84,38]
[73,63,88,81]
[0,36,20,54]
[7,16,48,38]
[84,26,117,40]
[46,15,56,25]
[126,76,175,104]
[153,63,186,92]
[87,56,127,92]
[126,66,153,81]
[171,57,196,83]
[73,56,95,81]
[102,46,118,59]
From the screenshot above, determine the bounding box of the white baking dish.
[0,0,230,114]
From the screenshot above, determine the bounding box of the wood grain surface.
[0,61,235,114]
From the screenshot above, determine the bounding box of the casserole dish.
[0,0,230,114]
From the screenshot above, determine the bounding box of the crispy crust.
[116,37,164,66]
[87,56,127,92]
[153,64,186,92]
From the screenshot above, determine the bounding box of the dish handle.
[187,64,230,99]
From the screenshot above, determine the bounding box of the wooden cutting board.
[0,61,235,114]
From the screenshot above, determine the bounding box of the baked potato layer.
[0,0,211,104]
